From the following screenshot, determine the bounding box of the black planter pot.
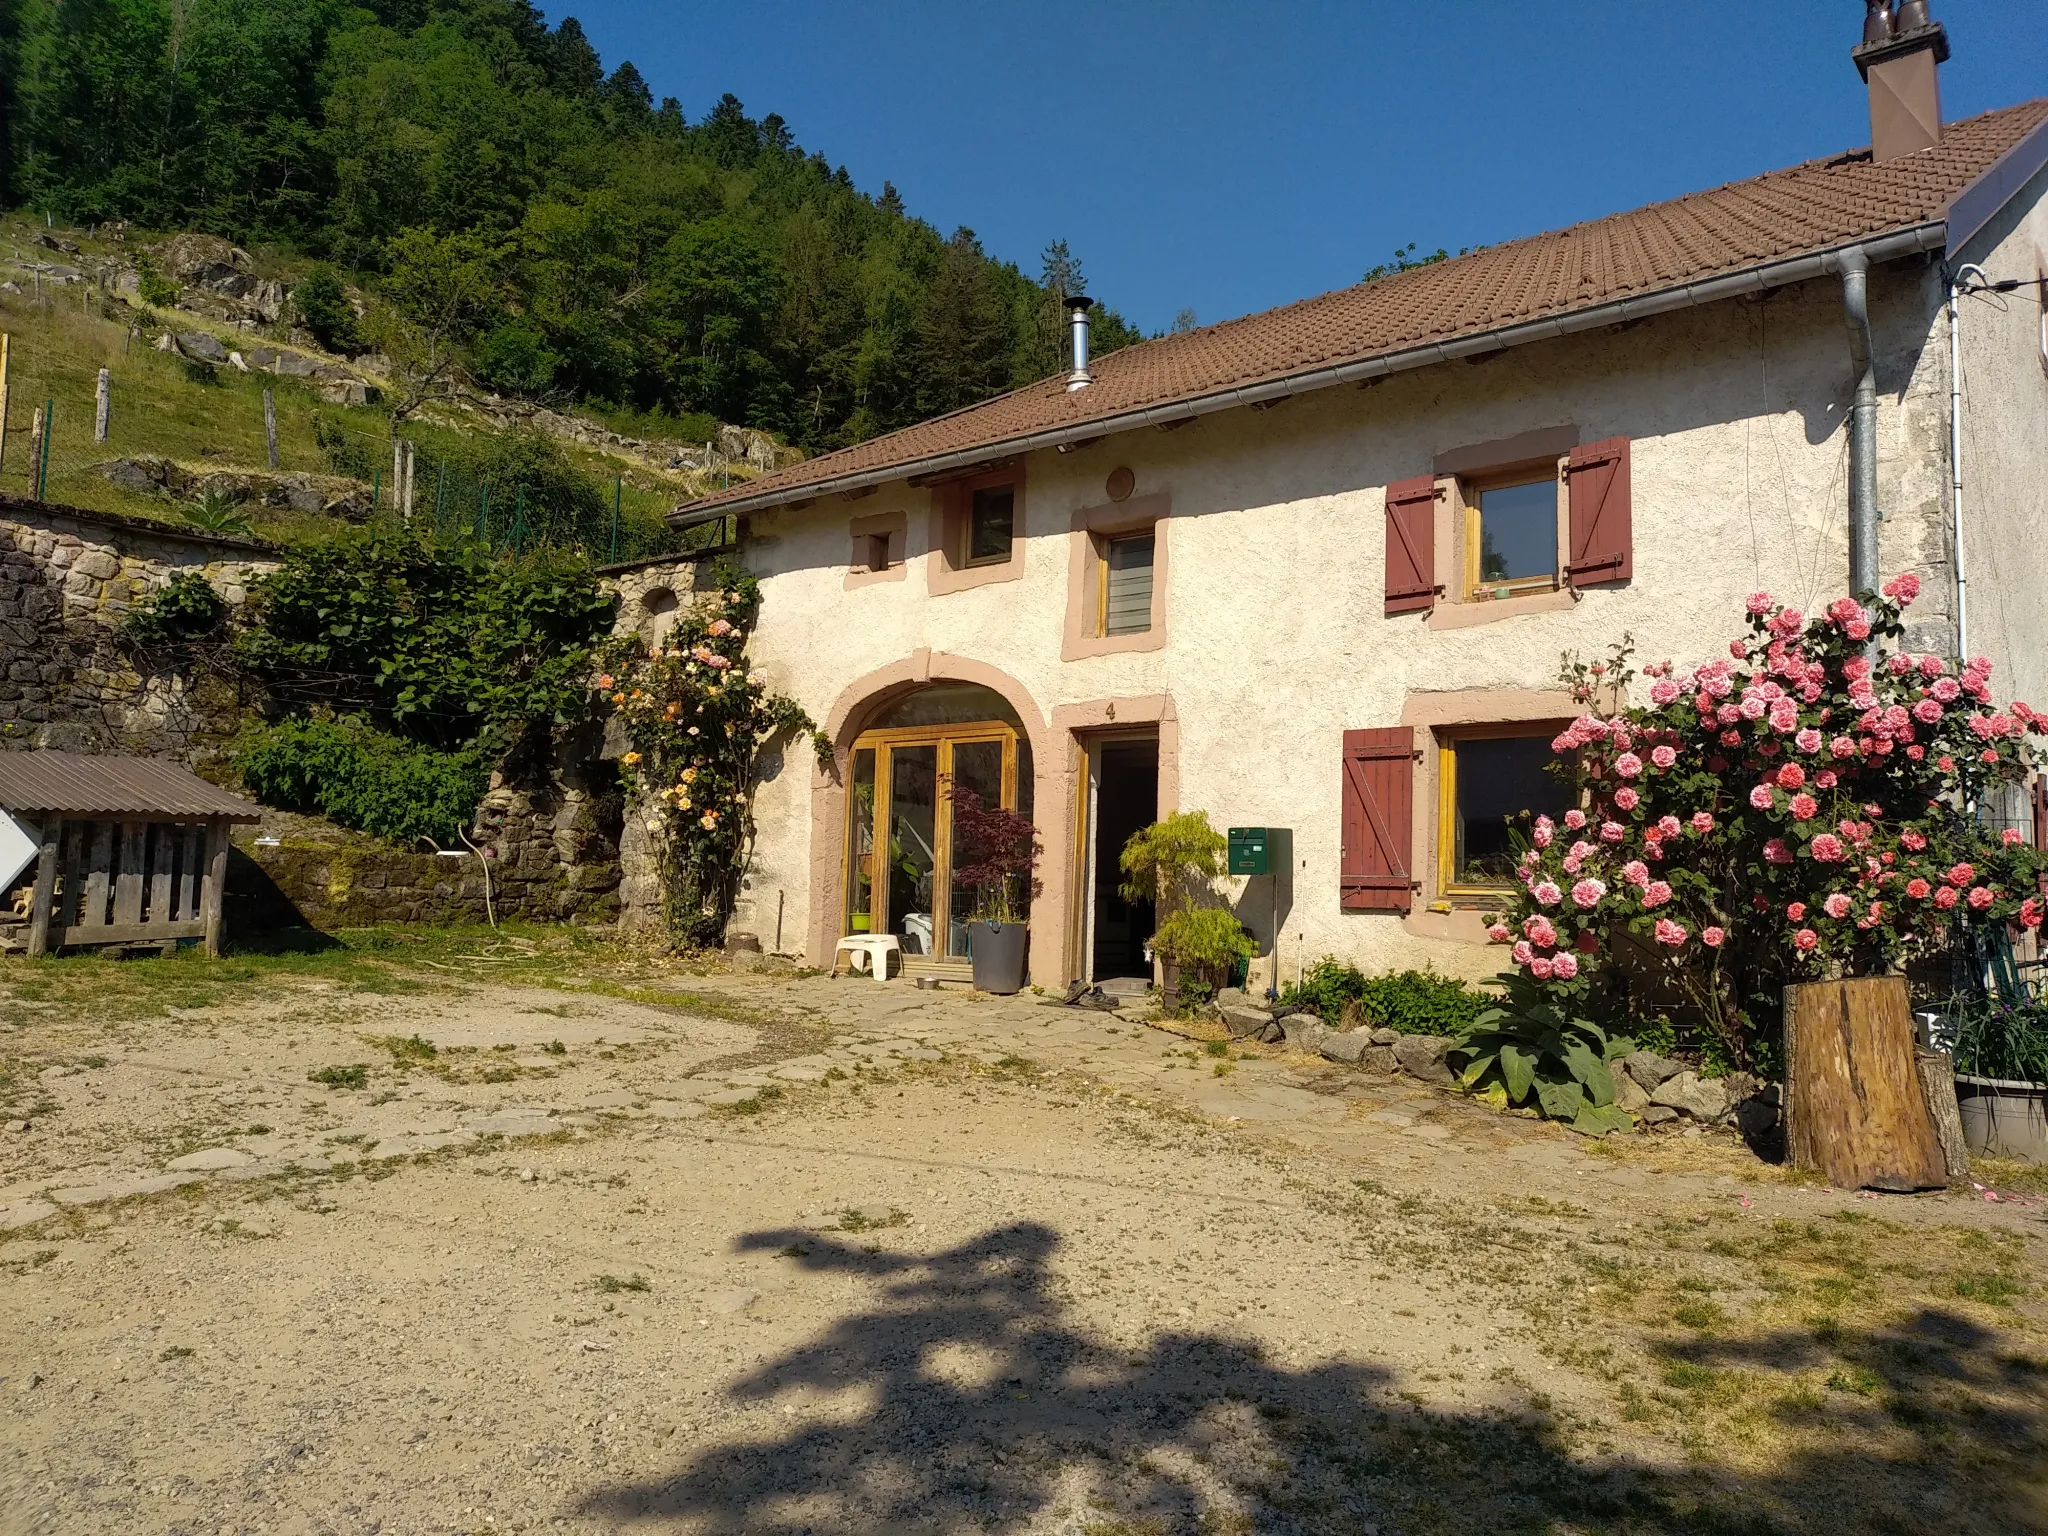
[968,920,1029,994]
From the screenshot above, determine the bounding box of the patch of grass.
[1827,1365,1883,1396]
[594,1273,650,1293]
[1672,1300,1728,1330]
[363,1033,436,1065]
[1952,1272,2024,1306]
[1203,1040,1230,1057]
[544,1040,568,1055]
[157,1346,193,1362]
[308,1064,368,1090]
[834,1207,909,1233]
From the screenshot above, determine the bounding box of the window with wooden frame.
[965,485,1015,566]
[1458,462,1567,602]
[1435,724,1571,895]
[1097,529,1155,636]
[929,467,1026,595]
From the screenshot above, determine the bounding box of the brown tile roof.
[676,100,2048,523]
[0,753,261,820]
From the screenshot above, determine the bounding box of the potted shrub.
[1150,905,1257,1012]
[948,786,1038,994]
[1119,811,1252,1009]
[1950,996,2048,1164]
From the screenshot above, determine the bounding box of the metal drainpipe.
[1947,262,1986,662]
[1840,249,1879,601]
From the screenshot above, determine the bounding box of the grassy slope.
[0,221,728,552]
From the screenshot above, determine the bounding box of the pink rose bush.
[1496,578,2046,1069]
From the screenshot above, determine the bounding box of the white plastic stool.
[835,934,901,984]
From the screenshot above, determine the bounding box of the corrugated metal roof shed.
[0,753,260,820]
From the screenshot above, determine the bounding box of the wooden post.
[1784,977,1946,1191]
[263,388,278,469]
[0,331,10,476]
[25,817,60,958]
[95,367,110,442]
[200,817,229,958]
[1916,1048,1972,1182]
[28,405,43,492]
[113,821,145,925]
[34,398,51,500]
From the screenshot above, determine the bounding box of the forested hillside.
[0,0,1144,453]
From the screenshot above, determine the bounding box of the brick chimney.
[1853,1,1951,163]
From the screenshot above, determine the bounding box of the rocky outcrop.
[94,458,371,521]
[156,233,286,324]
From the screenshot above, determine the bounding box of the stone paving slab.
[1,1199,58,1230]
[167,1147,260,1172]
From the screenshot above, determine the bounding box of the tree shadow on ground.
[578,1222,2047,1534]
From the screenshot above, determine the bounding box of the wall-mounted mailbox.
[1228,826,1286,877]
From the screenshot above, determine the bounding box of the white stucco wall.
[1953,157,2048,715]
[730,259,1970,984]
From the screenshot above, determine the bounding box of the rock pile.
[1211,987,1780,1134]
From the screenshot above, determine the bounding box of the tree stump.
[1783,977,1945,1191]
[1916,1048,1972,1183]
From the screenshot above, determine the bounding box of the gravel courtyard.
[1,933,2044,1535]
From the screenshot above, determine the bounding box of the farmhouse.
[674,19,2048,991]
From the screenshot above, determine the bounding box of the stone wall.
[0,494,278,769]
[595,552,706,934]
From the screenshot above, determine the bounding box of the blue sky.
[542,1,2048,334]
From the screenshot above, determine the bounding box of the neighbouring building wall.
[733,260,1956,985]
[1953,161,2048,713]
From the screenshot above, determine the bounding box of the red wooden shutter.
[1565,436,1632,587]
[2033,774,2048,853]
[1383,475,1439,614]
[1341,727,1416,913]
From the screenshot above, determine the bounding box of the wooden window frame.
[1435,721,1570,900]
[841,720,1022,949]
[1063,494,1169,660]
[928,466,1026,595]
[1457,459,1569,604]
[963,485,1016,568]
[1097,529,1156,638]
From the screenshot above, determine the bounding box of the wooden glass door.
[844,723,1019,957]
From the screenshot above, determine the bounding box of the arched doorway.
[843,684,1035,965]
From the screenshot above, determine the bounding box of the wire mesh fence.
[0,297,726,565]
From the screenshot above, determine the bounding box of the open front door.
[1072,733,1159,985]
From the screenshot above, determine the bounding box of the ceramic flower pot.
[967,920,1028,995]
[1955,1072,2048,1164]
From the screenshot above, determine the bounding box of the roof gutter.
[671,224,1945,527]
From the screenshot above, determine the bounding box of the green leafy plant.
[136,258,178,308]
[182,487,255,538]
[234,529,615,752]
[292,265,361,354]
[1280,958,1490,1035]
[1452,971,1638,1135]
[234,716,489,846]
[1119,811,1227,917]
[1151,905,1256,978]
[123,570,229,647]
[1949,996,2048,1085]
